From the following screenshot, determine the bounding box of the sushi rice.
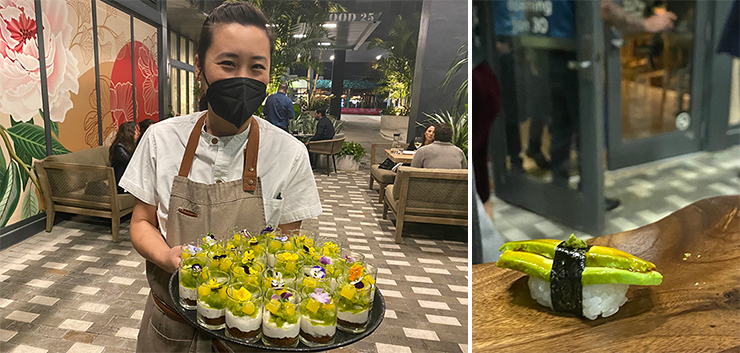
[528,276,629,320]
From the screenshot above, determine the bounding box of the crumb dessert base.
[261,334,299,347]
[299,330,335,347]
[225,326,261,342]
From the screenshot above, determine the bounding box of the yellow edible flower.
[232,287,252,302]
[241,250,255,264]
[218,286,227,299]
[277,253,300,262]
[219,258,232,271]
[232,233,241,242]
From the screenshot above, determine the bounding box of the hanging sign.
[493,0,576,38]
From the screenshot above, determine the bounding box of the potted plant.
[335,142,366,171]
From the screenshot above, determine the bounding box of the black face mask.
[203,73,267,129]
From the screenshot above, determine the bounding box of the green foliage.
[381,105,408,116]
[288,112,343,135]
[368,14,420,108]
[20,188,39,220]
[0,160,21,228]
[439,43,468,116]
[420,109,468,157]
[244,0,345,87]
[338,141,366,162]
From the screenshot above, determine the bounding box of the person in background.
[136,119,155,146]
[407,124,435,151]
[264,82,294,131]
[308,109,335,142]
[167,105,175,118]
[110,121,136,194]
[410,123,467,169]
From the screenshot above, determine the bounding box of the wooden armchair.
[35,146,134,242]
[307,137,345,176]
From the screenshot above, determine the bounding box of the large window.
[169,31,197,116]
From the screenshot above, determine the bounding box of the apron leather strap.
[178,112,208,178]
[243,117,259,192]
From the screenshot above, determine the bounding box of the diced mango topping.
[182,252,191,259]
[363,274,375,285]
[303,278,318,288]
[242,301,255,315]
[341,284,355,300]
[284,243,294,251]
[232,287,252,302]
[218,286,227,300]
[323,303,335,311]
[285,302,295,316]
[220,258,232,271]
[306,298,320,313]
[198,285,211,296]
[265,299,280,314]
[269,241,281,251]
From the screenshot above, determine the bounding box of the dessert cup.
[266,231,293,267]
[224,282,263,343]
[274,250,304,273]
[261,287,301,347]
[196,269,231,330]
[336,274,373,333]
[178,257,208,310]
[299,286,337,347]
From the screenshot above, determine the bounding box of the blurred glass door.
[479,0,606,234]
[605,0,711,169]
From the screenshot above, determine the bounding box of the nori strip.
[550,241,592,316]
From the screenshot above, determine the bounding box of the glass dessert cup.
[339,249,366,271]
[336,274,373,333]
[299,286,337,347]
[299,264,333,292]
[224,282,263,343]
[262,268,297,291]
[274,250,305,273]
[261,287,301,348]
[243,233,267,261]
[229,261,265,287]
[207,248,237,272]
[179,257,208,310]
[180,241,205,260]
[199,232,222,253]
[316,237,342,257]
[196,269,231,330]
[266,231,293,267]
[305,254,344,290]
[291,230,317,256]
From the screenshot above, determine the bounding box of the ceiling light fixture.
[322,23,337,28]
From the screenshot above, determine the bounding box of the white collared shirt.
[120,112,322,238]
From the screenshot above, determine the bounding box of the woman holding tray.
[120,2,321,352]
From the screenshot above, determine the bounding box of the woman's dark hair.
[197,2,275,110]
[110,122,136,164]
[137,119,155,145]
[433,123,453,143]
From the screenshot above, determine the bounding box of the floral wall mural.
[0,0,161,229]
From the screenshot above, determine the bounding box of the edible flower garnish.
[310,288,331,304]
[203,232,216,245]
[354,281,365,289]
[303,245,315,255]
[232,287,252,301]
[276,235,288,242]
[185,244,201,255]
[212,254,227,260]
[344,254,355,264]
[270,272,285,288]
[280,291,292,300]
[348,263,364,282]
[322,242,340,256]
[319,256,332,265]
[207,278,222,289]
[241,250,255,264]
[277,252,300,262]
[232,232,241,242]
[248,236,259,246]
[241,265,251,275]
[191,264,202,273]
[309,266,327,279]
[261,226,274,235]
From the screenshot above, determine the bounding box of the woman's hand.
[163,246,182,273]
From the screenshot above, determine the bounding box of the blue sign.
[493,0,576,38]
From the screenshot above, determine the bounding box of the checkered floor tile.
[0,170,468,353]
[492,146,740,243]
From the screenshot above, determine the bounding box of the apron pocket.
[264,199,284,226]
[148,305,196,351]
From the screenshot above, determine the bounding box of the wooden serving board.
[473,196,740,353]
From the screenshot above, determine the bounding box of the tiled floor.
[492,145,740,243]
[0,171,468,353]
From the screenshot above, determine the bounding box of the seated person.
[410,123,467,169]
[308,109,335,142]
[110,122,137,193]
[407,124,434,151]
[136,118,155,146]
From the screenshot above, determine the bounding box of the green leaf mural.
[0,149,5,182]
[20,187,40,219]
[39,110,59,138]
[0,160,22,228]
[6,122,71,160]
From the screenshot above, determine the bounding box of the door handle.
[567,61,592,70]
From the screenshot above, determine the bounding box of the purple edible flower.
[260,226,274,235]
[280,291,293,300]
[309,266,326,279]
[241,265,251,275]
[319,256,332,265]
[303,245,310,253]
[344,255,355,264]
[271,294,279,300]
[276,235,288,242]
[186,244,201,254]
[354,281,364,289]
[310,288,331,304]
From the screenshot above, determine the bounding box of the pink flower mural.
[0,0,80,122]
[109,41,159,126]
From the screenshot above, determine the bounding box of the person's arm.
[113,144,131,165]
[130,199,181,273]
[410,149,423,168]
[600,0,676,33]
[309,119,326,141]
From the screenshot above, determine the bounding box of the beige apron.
[136,113,268,353]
